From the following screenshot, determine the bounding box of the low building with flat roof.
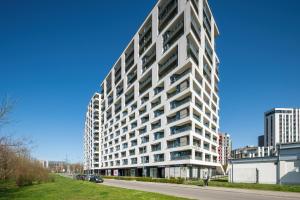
[229,142,300,185]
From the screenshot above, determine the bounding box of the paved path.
[102,179,300,200]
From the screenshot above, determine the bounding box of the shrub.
[103,176,185,184]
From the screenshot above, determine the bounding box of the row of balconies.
[139,18,152,56]
[102,148,218,166]
[101,125,219,158]
[142,45,156,73]
[163,15,184,52]
[125,43,135,72]
[187,37,199,65]
[158,0,178,33]
[159,47,178,79]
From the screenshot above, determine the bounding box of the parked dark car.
[89,175,104,183]
[75,174,87,180]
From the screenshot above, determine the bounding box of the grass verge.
[0,175,189,200]
[186,179,300,193]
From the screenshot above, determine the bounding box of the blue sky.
[0,0,299,162]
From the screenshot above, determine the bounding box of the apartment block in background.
[264,108,300,146]
[84,93,101,174]
[218,132,232,165]
[231,145,275,159]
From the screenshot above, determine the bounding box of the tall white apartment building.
[84,93,101,174]
[264,108,300,146]
[87,0,220,178]
[218,132,232,165]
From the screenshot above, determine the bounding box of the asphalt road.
[102,179,300,200]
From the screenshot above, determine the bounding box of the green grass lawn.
[0,175,189,200]
[185,179,300,193]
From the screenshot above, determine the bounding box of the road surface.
[102,179,300,200]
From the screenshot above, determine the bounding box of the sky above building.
[0,0,299,162]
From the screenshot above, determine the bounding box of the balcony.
[154,108,164,118]
[127,68,137,86]
[142,46,156,73]
[205,41,213,64]
[170,95,191,109]
[203,62,212,84]
[154,154,164,162]
[170,123,191,135]
[151,143,161,152]
[139,127,147,135]
[151,97,161,109]
[116,85,123,97]
[191,14,201,43]
[190,0,199,14]
[151,120,161,130]
[167,108,189,124]
[114,104,121,114]
[114,60,122,84]
[187,39,199,65]
[163,16,184,52]
[158,0,178,32]
[125,89,134,105]
[203,6,211,40]
[141,116,149,124]
[141,156,149,164]
[193,113,201,122]
[170,150,192,160]
[167,80,189,99]
[139,18,152,55]
[154,85,164,95]
[154,131,164,140]
[195,151,202,161]
[125,44,134,72]
[167,136,189,148]
[159,47,178,79]
[141,136,149,144]
[170,68,192,84]
[131,158,137,164]
[139,74,152,95]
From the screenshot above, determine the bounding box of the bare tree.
[0,96,14,127]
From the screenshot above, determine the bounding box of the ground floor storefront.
[93,165,218,179]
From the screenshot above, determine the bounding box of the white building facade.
[265,108,300,146]
[85,0,221,178]
[84,93,101,174]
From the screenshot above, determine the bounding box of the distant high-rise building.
[258,135,264,147]
[84,93,101,174]
[264,108,300,146]
[218,132,232,165]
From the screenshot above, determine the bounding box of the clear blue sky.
[0,0,299,162]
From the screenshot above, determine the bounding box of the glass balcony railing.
[168,111,189,124]
[170,124,191,135]
[170,151,191,160]
[170,96,191,109]
[154,131,164,140]
[170,68,191,84]
[154,154,164,162]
